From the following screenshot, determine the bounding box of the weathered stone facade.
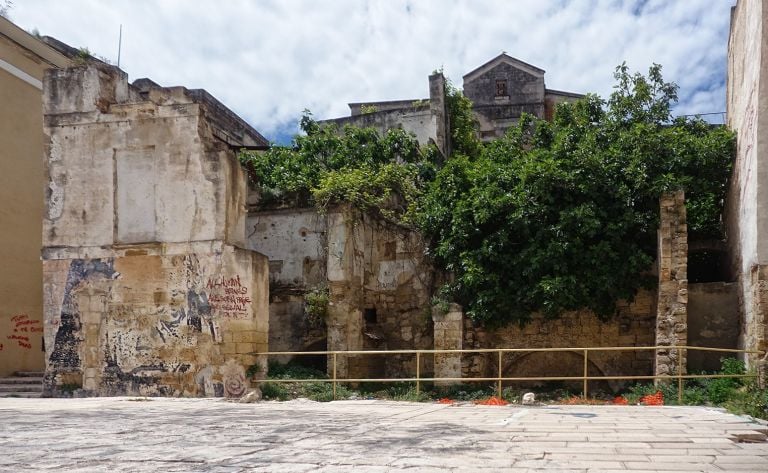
[246,207,328,365]
[325,54,582,146]
[688,282,740,372]
[248,204,435,380]
[460,291,656,391]
[654,191,688,379]
[323,73,451,157]
[432,304,464,385]
[41,62,270,396]
[462,54,582,140]
[726,0,768,380]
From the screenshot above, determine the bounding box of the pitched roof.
[463,53,545,83]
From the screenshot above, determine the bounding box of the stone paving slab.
[0,398,767,472]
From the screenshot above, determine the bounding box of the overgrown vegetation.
[257,359,767,420]
[240,111,434,222]
[241,64,734,326]
[419,64,734,325]
[304,287,329,327]
[621,358,768,419]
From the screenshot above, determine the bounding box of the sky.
[7,0,735,144]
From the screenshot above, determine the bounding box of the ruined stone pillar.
[325,207,365,380]
[429,72,451,159]
[654,191,688,380]
[747,265,768,388]
[432,303,463,385]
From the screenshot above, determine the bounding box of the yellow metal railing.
[255,346,764,403]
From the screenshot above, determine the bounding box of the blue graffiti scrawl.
[48,259,117,370]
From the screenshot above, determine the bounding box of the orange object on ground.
[474,396,509,406]
[639,391,664,406]
[613,396,629,405]
[437,398,454,404]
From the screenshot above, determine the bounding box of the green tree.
[240,111,434,221]
[417,64,734,326]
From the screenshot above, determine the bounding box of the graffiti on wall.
[206,275,251,318]
[3,314,42,350]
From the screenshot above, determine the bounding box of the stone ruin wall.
[726,0,768,381]
[459,291,656,390]
[43,246,268,397]
[250,192,715,390]
[248,204,435,379]
[246,207,328,365]
[42,63,269,397]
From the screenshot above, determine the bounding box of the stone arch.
[500,350,613,393]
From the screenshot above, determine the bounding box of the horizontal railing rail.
[253,345,764,402]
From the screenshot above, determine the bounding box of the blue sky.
[7,0,735,144]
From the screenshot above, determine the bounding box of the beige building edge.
[0,16,69,377]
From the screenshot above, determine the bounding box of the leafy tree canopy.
[241,64,734,327]
[418,64,734,325]
[240,110,436,221]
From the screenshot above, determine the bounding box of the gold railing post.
[416,351,421,395]
[583,349,588,399]
[677,347,683,404]
[333,352,337,401]
[497,350,503,398]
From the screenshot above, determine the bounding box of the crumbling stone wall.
[43,247,267,397]
[654,191,688,379]
[42,63,269,397]
[326,206,435,380]
[460,290,656,391]
[247,204,436,380]
[688,282,740,372]
[432,304,463,385]
[726,0,768,381]
[321,73,451,157]
[246,207,328,365]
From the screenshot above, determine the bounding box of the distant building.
[321,53,583,152]
[462,53,582,140]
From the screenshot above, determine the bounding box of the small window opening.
[495,79,507,97]
[364,308,378,324]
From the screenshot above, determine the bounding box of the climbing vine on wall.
[240,111,438,222]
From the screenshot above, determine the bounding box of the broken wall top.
[43,63,264,253]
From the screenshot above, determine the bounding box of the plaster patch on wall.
[47,179,64,220]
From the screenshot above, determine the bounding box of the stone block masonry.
[654,191,688,379]
[41,62,270,397]
[462,290,656,391]
[43,245,268,397]
[432,304,463,385]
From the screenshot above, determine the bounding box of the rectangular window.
[364,308,378,324]
[496,79,508,97]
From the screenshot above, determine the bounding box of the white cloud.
[9,0,735,141]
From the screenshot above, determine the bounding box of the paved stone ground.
[1,398,767,472]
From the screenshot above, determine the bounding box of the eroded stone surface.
[1,399,767,472]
